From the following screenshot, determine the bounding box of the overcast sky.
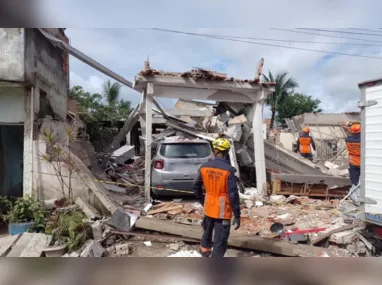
[49,0,382,118]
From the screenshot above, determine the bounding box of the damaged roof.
[136,61,276,87]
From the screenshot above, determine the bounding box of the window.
[160,143,212,158]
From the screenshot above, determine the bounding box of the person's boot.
[349,185,360,206]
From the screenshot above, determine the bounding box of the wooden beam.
[134,217,346,257]
[147,205,183,215]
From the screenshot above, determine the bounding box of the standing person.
[193,138,241,258]
[295,127,316,161]
[345,124,361,203]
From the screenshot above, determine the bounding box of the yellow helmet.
[212,138,231,151]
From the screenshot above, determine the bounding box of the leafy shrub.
[45,211,88,251]
[3,196,47,232]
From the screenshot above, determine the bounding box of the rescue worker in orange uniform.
[345,123,361,187]
[193,138,241,257]
[295,127,316,161]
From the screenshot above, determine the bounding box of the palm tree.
[263,71,299,130]
[103,80,122,106]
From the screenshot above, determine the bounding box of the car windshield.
[160,143,212,158]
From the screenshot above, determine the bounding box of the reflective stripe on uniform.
[200,167,232,220]
[219,196,226,219]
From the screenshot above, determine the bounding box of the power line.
[175,31,382,47]
[298,28,382,37]
[271,28,382,43]
[146,28,382,60]
[348,28,382,34]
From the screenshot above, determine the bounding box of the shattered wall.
[24,29,68,120]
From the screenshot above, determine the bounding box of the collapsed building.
[1,28,374,258]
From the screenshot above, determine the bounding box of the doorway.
[0,125,24,197]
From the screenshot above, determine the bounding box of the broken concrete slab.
[75,197,101,220]
[61,147,118,214]
[7,233,52,257]
[0,234,21,256]
[6,233,53,257]
[111,145,135,164]
[228,114,247,125]
[270,173,351,188]
[80,241,105,257]
[106,208,131,232]
[330,230,357,245]
[174,217,202,226]
[20,234,53,257]
[135,217,346,257]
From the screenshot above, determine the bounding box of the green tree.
[69,85,132,151]
[263,71,299,129]
[69,85,132,122]
[276,92,322,124]
[103,80,122,106]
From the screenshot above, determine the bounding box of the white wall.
[32,140,91,200]
[0,87,25,123]
[0,28,25,82]
[279,133,296,152]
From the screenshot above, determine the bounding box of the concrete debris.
[106,246,116,256]
[62,252,80,257]
[75,198,101,221]
[329,230,357,245]
[169,243,180,251]
[80,241,105,257]
[244,187,258,197]
[270,195,287,203]
[228,114,247,125]
[115,244,130,257]
[168,250,202,257]
[106,208,131,232]
[91,221,103,241]
[224,124,242,141]
[143,241,152,247]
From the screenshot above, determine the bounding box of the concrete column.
[252,100,267,197]
[143,83,154,202]
[126,131,131,145]
[23,87,34,197]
